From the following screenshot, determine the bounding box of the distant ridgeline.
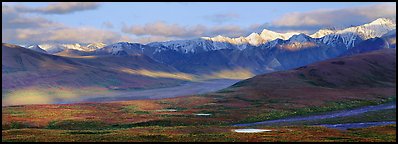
[1,18,396,106]
[22,18,395,75]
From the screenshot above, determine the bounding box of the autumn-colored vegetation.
[2,49,396,142]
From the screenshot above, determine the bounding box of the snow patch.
[233,129,272,133]
[194,113,212,116]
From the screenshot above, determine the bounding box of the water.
[318,121,396,130]
[233,102,396,127]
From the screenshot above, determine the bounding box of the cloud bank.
[122,21,249,39]
[2,3,396,45]
[15,2,100,14]
[2,4,129,45]
[270,3,396,33]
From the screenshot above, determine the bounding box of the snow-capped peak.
[202,35,241,45]
[201,29,300,47]
[106,42,133,51]
[62,43,82,50]
[210,35,233,43]
[338,18,396,39]
[311,18,396,40]
[261,29,298,43]
[260,29,300,42]
[310,29,336,38]
[246,33,264,46]
[310,18,396,49]
[34,43,105,54]
[98,42,147,55]
[201,18,395,49]
[367,18,395,26]
[37,44,65,54]
[28,44,40,49]
[288,33,312,43]
[86,42,106,50]
[27,45,47,53]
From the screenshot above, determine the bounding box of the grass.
[110,120,191,129]
[121,105,138,112]
[47,120,107,130]
[2,124,396,142]
[331,61,345,65]
[9,122,31,129]
[135,134,172,141]
[216,88,235,93]
[298,73,306,79]
[65,131,112,135]
[233,95,258,103]
[134,111,151,114]
[348,124,396,142]
[2,83,395,142]
[120,105,151,114]
[5,109,25,116]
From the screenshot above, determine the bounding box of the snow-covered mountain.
[98,42,143,55]
[37,44,65,54]
[312,18,396,48]
[200,18,395,49]
[310,29,336,38]
[62,44,92,52]
[147,38,243,54]
[28,18,395,56]
[314,18,396,39]
[201,29,300,46]
[87,42,106,50]
[22,18,395,75]
[27,45,47,53]
[31,43,106,54]
[145,28,301,54]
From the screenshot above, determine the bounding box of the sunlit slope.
[233,48,396,89]
[1,49,396,135]
[2,43,189,105]
[221,48,396,109]
[2,43,190,89]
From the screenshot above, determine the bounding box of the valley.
[1,2,396,141]
[2,48,396,142]
[55,79,240,104]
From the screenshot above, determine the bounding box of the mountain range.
[3,18,396,105]
[2,43,196,105]
[23,18,395,75]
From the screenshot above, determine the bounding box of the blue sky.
[2,2,396,45]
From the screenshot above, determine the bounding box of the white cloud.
[122,21,207,37]
[4,3,395,45]
[15,2,100,14]
[122,21,248,39]
[47,27,131,44]
[271,3,396,32]
[2,5,62,29]
[133,36,174,44]
[2,4,130,45]
[3,27,132,45]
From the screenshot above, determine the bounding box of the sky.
[2,2,396,45]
